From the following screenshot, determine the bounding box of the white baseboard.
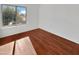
[39,27,79,44]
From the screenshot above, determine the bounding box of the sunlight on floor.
[0,36,37,55]
[0,41,14,55]
[15,36,37,55]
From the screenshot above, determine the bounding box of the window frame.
[1,4,27,27]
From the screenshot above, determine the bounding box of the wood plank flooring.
[0,28,79,55]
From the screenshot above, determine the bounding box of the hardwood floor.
[0,28,79,55]
[14,37,37,55]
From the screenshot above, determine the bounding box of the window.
[2,5,27,26]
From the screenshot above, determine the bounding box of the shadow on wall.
[0,29,2,38]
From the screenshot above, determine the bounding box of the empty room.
[0,4,79,55]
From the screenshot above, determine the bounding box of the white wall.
[0,4,39,38]
[0,4,79,44]
[39,4,79,43]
